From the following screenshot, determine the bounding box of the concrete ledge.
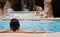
[0,33,60,37]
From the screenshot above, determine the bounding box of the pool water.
[0,19,60,32]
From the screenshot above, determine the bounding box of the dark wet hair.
[10,18,20,31]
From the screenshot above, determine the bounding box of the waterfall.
[7,0,13,13]
[21,0,26,11]
[3,0,14,16]
[29,0,35,11]
[3,0,13,14]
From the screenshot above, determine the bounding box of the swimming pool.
[0,19,60,32]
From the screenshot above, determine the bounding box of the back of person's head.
[10,18,20,31]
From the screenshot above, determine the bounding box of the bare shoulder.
[6,30,14,33]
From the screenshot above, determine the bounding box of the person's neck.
[12,30,16,32]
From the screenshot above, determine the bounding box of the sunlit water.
[0,19,60,32]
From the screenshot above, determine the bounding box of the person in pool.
[8,18,20,32]
[0,18,50,33]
